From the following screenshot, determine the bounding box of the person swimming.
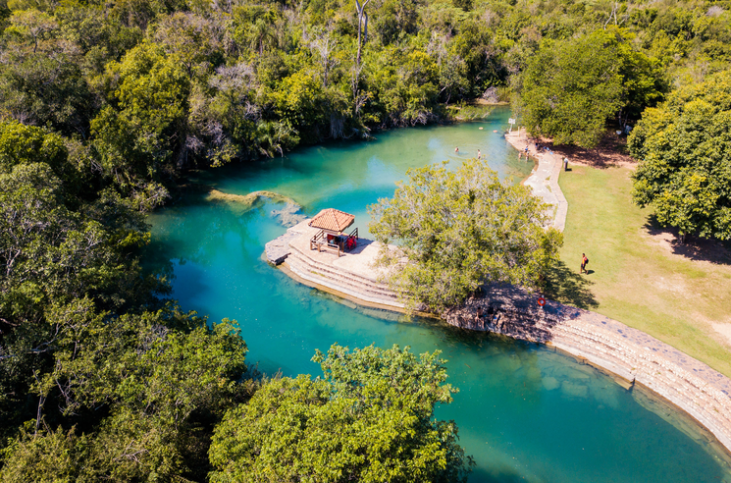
[455,147,459,154]
[477,149,482,159]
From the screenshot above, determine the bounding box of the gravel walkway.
[506,130,568,231]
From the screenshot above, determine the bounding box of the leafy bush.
[629,70,731,241]
[369,159,562,311]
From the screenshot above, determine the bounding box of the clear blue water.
[147,109,731,482]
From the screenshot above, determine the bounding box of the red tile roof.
[309,208,355,233]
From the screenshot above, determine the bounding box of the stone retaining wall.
[265,136,731,454]
[444,285,731,454]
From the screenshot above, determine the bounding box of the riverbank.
[555,164,731,370]
[506,129,731,380]
[265,219,731,456]
[263,128,731,455]
[501,128,731,454]
[444,288,731,456]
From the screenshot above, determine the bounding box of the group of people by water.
[453,141,565,164]
[518,142,571,172]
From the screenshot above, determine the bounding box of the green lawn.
[546,164,731,377]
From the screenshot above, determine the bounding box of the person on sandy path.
[580,253,589,274]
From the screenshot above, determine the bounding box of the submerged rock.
[271,203,307,227]
[207,189,306,227]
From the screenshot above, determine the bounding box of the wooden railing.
[310,227,358,256]
[310,229,325,251]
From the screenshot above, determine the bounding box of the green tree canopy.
[0,120,75,187]
[90,41,189,206]
[1,304,250,482]
[516,28,665,148]
[629,69,731,241]
[209,344,473,483]
[0,8,93,136]
[0,163,149,322]
[368,159,562,312]
[516,30,624,148]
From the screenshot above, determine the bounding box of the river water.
[147,108,731,482]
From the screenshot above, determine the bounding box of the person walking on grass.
[580,253,589,274]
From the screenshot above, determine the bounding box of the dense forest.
[1,0,730,479]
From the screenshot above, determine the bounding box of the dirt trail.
[505,130,567,231]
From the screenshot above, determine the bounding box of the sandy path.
[505,130,568,231]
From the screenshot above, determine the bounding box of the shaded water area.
[147,109,731,482]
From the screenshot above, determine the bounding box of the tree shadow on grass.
[545,131,636,169]
[643,215,731,266]
[541,259,598,310]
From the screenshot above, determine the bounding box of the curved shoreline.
[279,241,731,455]
[263,132,731,456]
[267,227,731,456]
[444,293,731,457]
[500,130,731,454]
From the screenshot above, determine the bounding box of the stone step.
[286,248,399,298]
[287,244,388,289]
[285,253,401,304]
[288,242,394,291]
[284,259,405,309]
[286,257,400,303]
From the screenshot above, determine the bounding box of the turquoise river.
[147,109,731,482]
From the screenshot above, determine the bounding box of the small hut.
[308,208,357,255]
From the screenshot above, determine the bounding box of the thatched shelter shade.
[309,208,355,233]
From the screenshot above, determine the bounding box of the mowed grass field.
[550,164,731,377]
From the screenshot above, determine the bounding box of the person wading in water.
[580,253,589,274]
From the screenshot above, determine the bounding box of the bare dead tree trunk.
[311,32,336,87]
[604,2,619,28]
[355,0,371,68]
[35,394,45,435]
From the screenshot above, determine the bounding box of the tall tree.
[629,69,731,242]
[354,0,371,69]
[368,159,562,312]
[209,344,474,483]
[516,30,624,148]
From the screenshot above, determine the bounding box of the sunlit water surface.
[147,109,731,482]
